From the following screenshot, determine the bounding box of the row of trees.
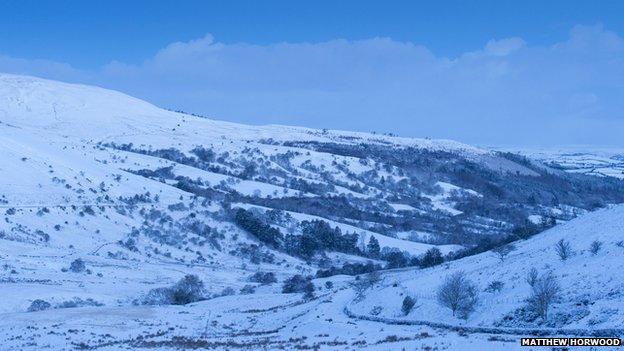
[234,209,450,273]
[233,208,283,247]
[234,208,368,260]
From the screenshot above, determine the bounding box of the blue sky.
[1,1,623,147]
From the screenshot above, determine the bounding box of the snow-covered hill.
[1,74,623,350]
[350,204,624,329]
[509,147,624,179]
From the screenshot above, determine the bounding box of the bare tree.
[527,272,560,320]
[526,267,539,287]
[492,243,516,262]
[401,295,416,315]
[437,271,479,319]
[555,239,572,261]
[353,270,381,300]
[364,270,381,286]
[589,240,602,255]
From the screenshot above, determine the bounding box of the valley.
[0,74,623,350]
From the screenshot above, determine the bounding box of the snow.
[423,181,481,216]
[0,73,621,350]
[389,203,417,211]
[501,146,624,179]
[351,204,624,330]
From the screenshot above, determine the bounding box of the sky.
[1,0,623,147]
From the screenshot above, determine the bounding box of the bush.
[171,275,206,304]
[56,297,103,309]
[303,281,315,300]
[316,262,381,278]
[220,287,236,296]
[282,275,312,294]
[191,146,216,163]
[589,240,602,255]
[401,296,416,315]
[364,270,381,286]
[485,280,504,293]
[527,272,560,320]
[436,271,479,319]
[526,268,538,287]
[555,239,572,261]
[69,258,86,273]
[420,247,444,268]
[27,299,51,312]
[248,271,277,285]
[141,274,205,305]
[141,287,174,305]
[492,244,516,262]
[240,285,256,295]
[383,250,409,269]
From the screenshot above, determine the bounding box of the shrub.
[485,280,504,293]
[191,146,216,163]
[248,271,277,285]
[240,285,256,295]
[282,275,312,294]
[527,272,560,320]
[436,271,479,319]
[316,262,381,278]
[220,287,236,296]
[141,274,205,305]
[526,268,539,287]
[303,281,315,300]
[555,239,572,261]
[69,258,86,273]
[420,247,444,268]
[383,250,409,268]
[27,299,51,312]
[401,296,416,315]
[171,275,206,304]
[141,287,174,305]
[492,244,516,262]
[364,270,381,286]
[589,240,602,255]
[56,298,103,309]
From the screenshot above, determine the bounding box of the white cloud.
[0,55,88,82]
[0,24,622,147]
[483,37,526,56]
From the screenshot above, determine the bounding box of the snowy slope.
[351,204,624,329]
[501,147,624,179]
[1,73,623,350]
[0,73,485,152]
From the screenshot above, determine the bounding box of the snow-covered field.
[502,147,624,179]
[1,74,623,350]
[2,206,623,350]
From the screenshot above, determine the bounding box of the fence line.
[343,305,624,337]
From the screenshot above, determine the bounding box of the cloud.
[483,37,526,56]
[0,24,623,147]
[0,55,88,82]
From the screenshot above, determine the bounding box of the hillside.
[350,204,624,329]
[0,74,623,350]
[509,147,624,179]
